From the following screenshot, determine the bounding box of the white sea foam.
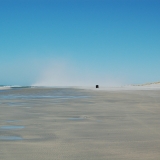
[0,86,11,90]
[0,85,32,90]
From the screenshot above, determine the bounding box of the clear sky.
[0,0,160,86]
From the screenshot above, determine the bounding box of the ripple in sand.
[6,120,19,122]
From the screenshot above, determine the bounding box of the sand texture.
[0,88,160,160]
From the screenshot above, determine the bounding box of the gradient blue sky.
[0,0,160,86]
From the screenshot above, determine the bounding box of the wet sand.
[0,88,160,160]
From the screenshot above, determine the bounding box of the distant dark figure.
[96,85,99,88]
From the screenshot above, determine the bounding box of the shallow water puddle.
[69,117,85,121]
[0,126,24,130]
[1,95,90,100]
[0,136,23,141]
[7,102,22,106]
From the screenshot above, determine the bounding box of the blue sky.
[0,0,160,86]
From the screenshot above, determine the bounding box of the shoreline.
[1,85,160,91]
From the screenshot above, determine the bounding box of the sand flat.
[0,88,160,160]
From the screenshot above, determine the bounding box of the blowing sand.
[0,87,160,160]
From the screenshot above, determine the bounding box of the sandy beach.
[0,87,160,160]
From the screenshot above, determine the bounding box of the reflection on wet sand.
[0,87,160,160]
[0,126,24,130]
[0,136,23,141]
